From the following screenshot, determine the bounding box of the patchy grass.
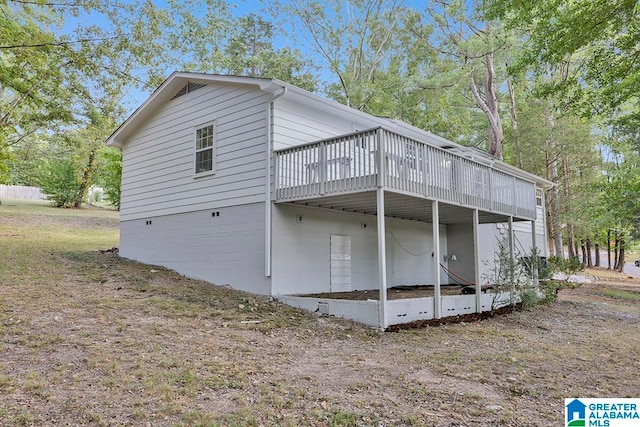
[599,288,640,301]
[1,200,640,426]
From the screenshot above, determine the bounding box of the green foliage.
[37,159,80,208]
[221,14,317,91]
[484,0,640,125]
[599,125,640,240]
[520,288,539,310]
[539,256,585,305]
[483,235,530,308]
[95,147,122,209]
[167,3,317,91]
[540,282,560,305]
[548,256,585,277]
[0,143,11,185]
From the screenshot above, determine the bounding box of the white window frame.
[194,121,216,177]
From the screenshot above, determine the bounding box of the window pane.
[195,149,213,173]
[196,125,214,150]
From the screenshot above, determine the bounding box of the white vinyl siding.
[120,84,271,221]
[272,97,380,150]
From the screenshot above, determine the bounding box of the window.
[195,123,215,174]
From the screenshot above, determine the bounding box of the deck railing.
[273,127,537,219]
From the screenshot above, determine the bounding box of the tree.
[1,1,171,145]
[94,147,122,209]
[277,0,412,109]
[221,14,317,91]
[167,1,317,90]
[599,124,640,270]
[1,1,176,208]
[484,0,640,126]
[414,1,521,158]
[37,158,79,208]
[71,108,119,208]
[502,81,602,258]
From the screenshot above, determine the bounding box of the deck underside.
[279,189,530,224]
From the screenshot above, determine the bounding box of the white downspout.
[265,87,287,278]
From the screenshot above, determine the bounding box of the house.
[106,72,554,330]
[566,399,586,424]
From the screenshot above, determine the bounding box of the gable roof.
[105,71,466,151]
[106,72,554,188]
[105,72,287,148]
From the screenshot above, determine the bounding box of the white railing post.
[319,141,327,195]
[488,169,494,212]
[512,176,517,217]
[273,152,279,200]
[376,128,385,188]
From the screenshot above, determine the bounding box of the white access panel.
[330,235,352,292]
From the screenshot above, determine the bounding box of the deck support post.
[432,200,441,319]
[376,187,388,330]
[508,216,515,302]
[473,209,481,313]
[531,220,538,283]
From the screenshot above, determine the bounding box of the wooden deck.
[273,127,537,220]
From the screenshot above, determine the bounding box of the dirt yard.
[1,201,639,426]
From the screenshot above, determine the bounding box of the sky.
[57,0,440,116]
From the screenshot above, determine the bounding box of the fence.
[0,185,46,201]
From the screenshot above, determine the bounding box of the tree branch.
[0,35,126,50]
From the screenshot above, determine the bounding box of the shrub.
[520,288,540,310]
[540,282,561,304]
[37,159,79,208]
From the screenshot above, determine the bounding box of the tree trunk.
[607,229,612,269]
[580,240,587,266]
[574,240,580,262]
[545,110,563,258]
[567,225,575,258]
[613,231,620,270]
[617,234,625,273]
[469,51,504,159]
[586,238,592,267]
[594,243,600,267]
[549,161,563,258]
[507,76,523,168]
[74,150,97,209]
[546,208,556,256]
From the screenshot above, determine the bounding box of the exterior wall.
[271,204,448,295]
[277,296,380,327]
[272,97,381,150]
[478,221,547,284]
[120,83,272,221]
[119,202,270,295]
[446,223,476,285]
